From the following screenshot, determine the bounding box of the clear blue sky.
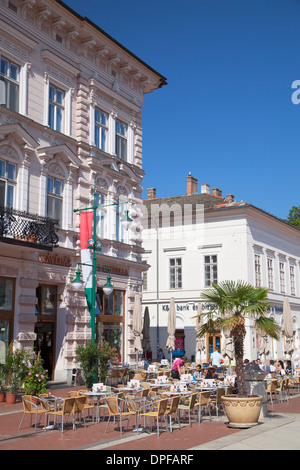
[63,0,300,220]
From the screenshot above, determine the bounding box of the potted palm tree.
[197,280,280,428]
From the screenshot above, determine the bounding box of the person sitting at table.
[205,366,218,380]
[194,364,202,379]
[171,356,187,380]
[285,360,292,374]
[276,360,286,376]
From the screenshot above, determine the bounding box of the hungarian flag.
[80,211,94,317]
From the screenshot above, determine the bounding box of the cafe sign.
[39,252,72,267]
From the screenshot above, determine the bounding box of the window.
[95,109,108,152]
[95,289,124,361]
[255,254,261,287]
[204,255,218,287]
[267,258,274,291]
[290,265,295,296]
[170,258,182,289]
[115,119,127,160]
[0,57,19,112]
[116,200,126,243]
[0,277,15,361]
[142,271,148,291]
[95,193,106,239]
[47,176,63,226]
[0,159,17,208]
[48,85,65,132]
[279,262,285,293]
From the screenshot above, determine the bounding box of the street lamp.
[72,187,133,346]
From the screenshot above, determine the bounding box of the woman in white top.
[276,360,286,376]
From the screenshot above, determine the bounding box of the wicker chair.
[195,391,211,423]
[139,398,169,437]
[105,396,137,435]
[165,395,181,432]
[209,388,225,418]
[178,393,197,426]
[18,395,47,432]
[46,397,76,433]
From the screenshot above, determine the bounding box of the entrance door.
[34,322,55,379]
[206,334,221,363]
[34,285,57,380]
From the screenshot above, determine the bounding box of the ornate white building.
[0,0,166,382]
[142,175,300,364]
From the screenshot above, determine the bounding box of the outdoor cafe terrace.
[0,361,299,450]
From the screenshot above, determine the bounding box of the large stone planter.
[221,394,262,428]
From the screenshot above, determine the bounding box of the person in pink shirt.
[171,356,187,379]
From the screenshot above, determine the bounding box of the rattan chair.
[209,388,225,418]
[178,393,197,426]
[18,395,47,432]
[47,397,76,433]
[165,395,181,432]
[105,396,137,435]
[139,398,169,437]
[70,390,95,422]
[195,391,211,423]
[265,379,277,405]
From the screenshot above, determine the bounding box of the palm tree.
[197,280,280,397]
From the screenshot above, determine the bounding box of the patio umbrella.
[142,306,151,354]
[165,297,176,366]
[257,329,270,370]
[283,297,294,357]
[222,327,234,373]
[195,302,206,363]
[133,293,143,366]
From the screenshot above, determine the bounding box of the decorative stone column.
[244,370,269,418]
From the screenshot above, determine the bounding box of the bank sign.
[162,303,204,312]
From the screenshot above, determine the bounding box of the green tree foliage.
[196,280,280,397]
[285,206,300,229]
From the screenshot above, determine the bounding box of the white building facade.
[0,0,166,382]
[142,175,300,365]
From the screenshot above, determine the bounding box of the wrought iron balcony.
[0,206,59,250]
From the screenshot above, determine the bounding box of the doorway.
[34,322,55,379]
[34,285,57,380]
[206,334,221,363]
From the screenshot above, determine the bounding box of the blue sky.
[63,0,300,220]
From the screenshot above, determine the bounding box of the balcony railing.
[0,206,59,250]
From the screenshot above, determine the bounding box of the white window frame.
[279,261,285,294]
[95,192,107,239]
[0,158,17,209]
[255,254,261,287]
[115,118,128,161]
[46,176,63,227]
[169,257,182,289]
[44,74,72,136]
[267,258,274,291]
[94,108,108,152]
[0,52,29,116]
[290,264,295,296]
[204,254,218,287]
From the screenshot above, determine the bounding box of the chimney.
[226,194,235,203]
[147,188,156,199]
[186,173,198,195]
[212,188,222,197]
[201,184,210,194]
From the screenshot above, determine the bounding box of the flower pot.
[6,392,17,405]
[0,392,6,403]
[221,394,262,428]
